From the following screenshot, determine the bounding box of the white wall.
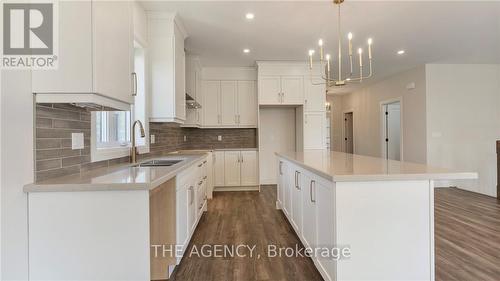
[426,64,500,197]
[339,66,427,164]
[259,108,296,184]
[1,70,33,280]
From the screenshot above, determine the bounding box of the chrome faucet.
[131,120,146,163]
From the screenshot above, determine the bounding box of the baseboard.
[214,186,259,192]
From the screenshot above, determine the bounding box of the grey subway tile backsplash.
[35,103,258,181]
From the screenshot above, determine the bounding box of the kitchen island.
[276,150,477,281]
[24,152,212,281]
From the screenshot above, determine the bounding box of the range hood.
[186,93,202,109]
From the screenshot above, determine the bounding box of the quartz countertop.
[276,150,478,182]
[24,153,209,192]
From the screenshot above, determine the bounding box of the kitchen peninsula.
[276,150,477,281]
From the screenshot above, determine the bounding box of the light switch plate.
[218,135,222,141]
[150,134,155,144]
[71,133,84,150]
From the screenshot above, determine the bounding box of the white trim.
[379,97,404,161]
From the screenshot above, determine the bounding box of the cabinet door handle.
[241,153,244,162]
[203,160,207,164]
[295,171,301,190]
[198,180,203,186]
[203,176,207,180]
[131,72,137,96]
[189,186,194,205]
[279,161,283,175]
[198,163,203,167]
[310,180,316,203]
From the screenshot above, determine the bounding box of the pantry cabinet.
[305,77,326,112]
[201,80,257,128]
[32,0,134,105]
[304,112,326,149]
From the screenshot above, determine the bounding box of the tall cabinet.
[149,13,188,123]
[257,62,326,185]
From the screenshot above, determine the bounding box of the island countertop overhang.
[276,150,478,183]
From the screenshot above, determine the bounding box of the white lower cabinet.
[175,156,209,263]
[214,150,259,189]
[224,151,242,186]
[214,151,225,186]
[277,157,335,281]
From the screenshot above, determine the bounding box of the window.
[95,111,131,148]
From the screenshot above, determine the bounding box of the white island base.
[276,151,477,281]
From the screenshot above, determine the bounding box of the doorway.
[381,101,402,160]
[344,112,353,154]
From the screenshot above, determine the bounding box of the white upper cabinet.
[259,75,304,105]
[237,81,257,126]
[305,77,326,112]
[259,76,281,104]
[93,1,134,104]
[202,81,221,126]
[32,0,134,105]
[281,76,304,104]
[149,13,188,123]
[32,1,92,93]
[220,81,238,126]
[201,80,257,128]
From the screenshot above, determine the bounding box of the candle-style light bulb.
[348,32,353,56]
[318,39,324,60]
[367,38,373,60]
[308,49,315,69]
[325,54,331,77]
[358,48,363,67]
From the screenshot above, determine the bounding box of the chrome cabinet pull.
[198,180,203,186]
[131,72,137,96]
[295,171,301,190]
[310,180,316,203]
[279,161,283,175]
[198,163,203,167]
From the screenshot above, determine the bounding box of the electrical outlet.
[218,135,222,141]
[150,134,155,144]
[71,133,84,150]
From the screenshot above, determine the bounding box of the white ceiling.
[140,1,500,94]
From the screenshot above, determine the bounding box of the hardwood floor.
[170,186,323,281]
[171,186,500,281]
[435,187,500,281]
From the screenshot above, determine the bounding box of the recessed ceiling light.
[397,50,406,55]
[245,13,255,20]
[243,49,250,53]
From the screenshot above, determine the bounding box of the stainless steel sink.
[136,159,183,167]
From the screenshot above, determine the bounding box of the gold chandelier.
[308,0,373,87]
